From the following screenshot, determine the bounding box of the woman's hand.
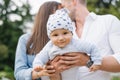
[50,52,90,72]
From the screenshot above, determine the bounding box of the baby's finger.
[38,66,44,70]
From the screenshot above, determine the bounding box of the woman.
[14,1,62,80]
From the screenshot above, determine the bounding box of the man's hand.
[50,52,90,72]
[61,52,89,66]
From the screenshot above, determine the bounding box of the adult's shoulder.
[97,14,120,30]
[98,14,119,22]
[18,33,31,44]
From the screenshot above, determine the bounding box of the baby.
[33,8,102,80]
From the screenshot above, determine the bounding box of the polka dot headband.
[47,8,73,37]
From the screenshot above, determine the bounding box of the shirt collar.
[86,12,98,21]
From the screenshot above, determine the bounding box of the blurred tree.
[0,0,33,79]
[0,44,8,61]
[88,0,120,19]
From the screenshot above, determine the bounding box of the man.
[50,0,120,80]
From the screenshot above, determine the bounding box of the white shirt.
[73,12,120,80]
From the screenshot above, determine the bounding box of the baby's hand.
[34,66,43,72]
[34,65,51,76]
[89,65,101,72]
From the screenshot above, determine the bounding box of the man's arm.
[100,15,120,72]
[100,55,120,72]
[51,52,120,72]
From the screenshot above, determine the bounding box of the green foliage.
[87,0,120,19]
[112,77,120,80]
[0,0,33,79]
[0,44,8,61]
[0,66,14,80]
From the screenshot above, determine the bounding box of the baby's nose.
[58,35,64,40]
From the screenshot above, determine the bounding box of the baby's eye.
[53,34,58,36]
[63,32,68,35]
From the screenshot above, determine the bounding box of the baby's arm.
[33,50,49,69]
[89,44,102,66]
[88,45,102,72]
[74,39,102,68]
[33,41,52,68]
[33,42,52,76]
[33,51,50,78]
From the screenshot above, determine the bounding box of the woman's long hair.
[26,1,61,54]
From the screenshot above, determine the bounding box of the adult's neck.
[75,5,89,28]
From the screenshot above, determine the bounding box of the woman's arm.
[14,34,33,80]
[15,34,46,80]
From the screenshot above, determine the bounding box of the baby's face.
[50,28,72,48]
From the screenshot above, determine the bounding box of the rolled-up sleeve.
[14,34,33,80]
[109,16,120,64]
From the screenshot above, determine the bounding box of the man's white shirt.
[73,12,120,80]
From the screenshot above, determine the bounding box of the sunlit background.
[11,0,61,32]
[0,0,120,80]
[12,0,61,14]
